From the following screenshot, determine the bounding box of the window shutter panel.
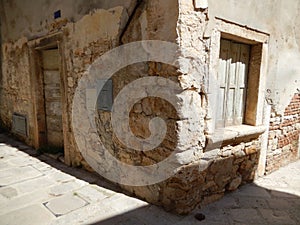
[233,43,250,125]
[217,39,250,128]
[225,42,240,126]
[217,39,231,128]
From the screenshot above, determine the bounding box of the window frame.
[206,19,269,146]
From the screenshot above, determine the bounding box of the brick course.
[266,93,300,173]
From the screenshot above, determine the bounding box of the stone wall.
[115,0,266,214]
[60,6,128,166]
[0,1,137,165]
[0,0,299,215]
[121,137,261,214]
[0,38,33,144]
[266,93,300,173]
[94,0,179,169]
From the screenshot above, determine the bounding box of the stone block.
[0,187,18,199]
[45,194,88,216]
[259,209,296,225]
[0,204,55,225]
[244,146,257,155]
[0,166,42,186]
[267,198,292,210]
[46,171,74,183]
[49,180,87,197]
[227,176,242,191]
[199,193,224,208]
[73,185,110,203]
[12,176,56,195]
[229,208,263,224]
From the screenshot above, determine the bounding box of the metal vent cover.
[12,113,27,136]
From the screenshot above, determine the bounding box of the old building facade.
[0,0,299,213]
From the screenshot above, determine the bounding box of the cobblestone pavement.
[0,132,299,225]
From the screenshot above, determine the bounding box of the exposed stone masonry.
[0,38,32,143]
[120,138,261,214]
[266,93,300,173]
[0,0,299,215]
[158,140,261,214]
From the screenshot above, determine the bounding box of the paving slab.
[0,186,55,215]
[0,133,299,225]
[50,202,120,225]
[100,192,149,213]
[0,194,8,203]
[229,208,264,224]
[259,209,297,225]
[230,184,272,198]
[73,185,111,203]
[45,194,88,216]
[11,175,56,196]
[48,180,87,197]
[0,186,18,199]
[0,161,16,171]
[0,204,55,225]
[89,213,145,225]
[133,205,184,225]
[0,166,42,186]
[236,196,269,209]
[45,170,75,183]
[266,197,293,210]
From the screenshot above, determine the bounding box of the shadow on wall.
[0,120,7,133]
[0,14,3,129]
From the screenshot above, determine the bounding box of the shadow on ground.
[87,186,300,225]
[1,132,299,225]
[0,132,122,193]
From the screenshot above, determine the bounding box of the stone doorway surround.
[28,32,70,164]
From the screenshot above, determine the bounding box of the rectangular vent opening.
[12,113,27,137]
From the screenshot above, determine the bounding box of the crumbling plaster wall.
[0,37,32,141]
[97,0,180,164]
[104,0,266,214]
[61,5,135,166]
[0,0,138,157]
[0,0,137,43]
[147,0,263,213]
[0,0,299,214]
[266,93,300,173]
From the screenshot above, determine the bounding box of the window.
[216,39,250,128]
[206,19,269,141]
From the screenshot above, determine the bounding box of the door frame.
[28,32,69,163]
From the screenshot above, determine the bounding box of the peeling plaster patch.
[66,7,125,49]
[274,50,300,114]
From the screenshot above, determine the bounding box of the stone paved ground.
[0,132,299,225]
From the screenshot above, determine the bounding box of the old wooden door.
[42,49,64,148]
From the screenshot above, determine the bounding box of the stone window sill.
[205,125,266,151]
